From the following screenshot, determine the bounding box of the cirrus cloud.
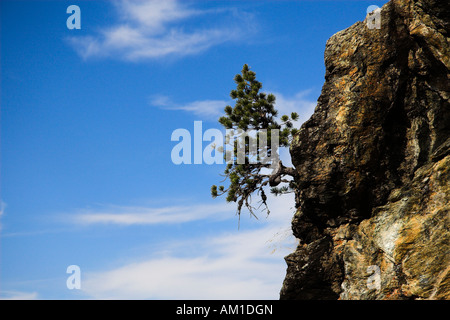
[149,90,317,122]
[70,202,236,226]
[68,0,256,61]
[79,194,298,300]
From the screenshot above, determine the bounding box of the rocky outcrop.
[280,0,449,299]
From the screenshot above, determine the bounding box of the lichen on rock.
[280,0,449,300]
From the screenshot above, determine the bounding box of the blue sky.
[0,0,387,299]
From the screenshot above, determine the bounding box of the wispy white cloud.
[0,201,6,232]
[0,291,38,300]
[272,90,317,125]
[68,0,253,61]
[116,0,199,31]
[149,95,228,120]
[150,90,317,122]
[80,194,297,299]
[70,202,235,226]
[82,234,282,299]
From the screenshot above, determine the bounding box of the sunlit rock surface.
[280,0,449,300]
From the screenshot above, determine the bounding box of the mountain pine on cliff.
[211,64,298,219]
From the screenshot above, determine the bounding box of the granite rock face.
[280,0,449,300]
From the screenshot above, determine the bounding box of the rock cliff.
[280,0,449,299]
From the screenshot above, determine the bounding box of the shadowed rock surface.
[280,0,449,300]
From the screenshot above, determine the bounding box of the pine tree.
[211,64,299,220]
